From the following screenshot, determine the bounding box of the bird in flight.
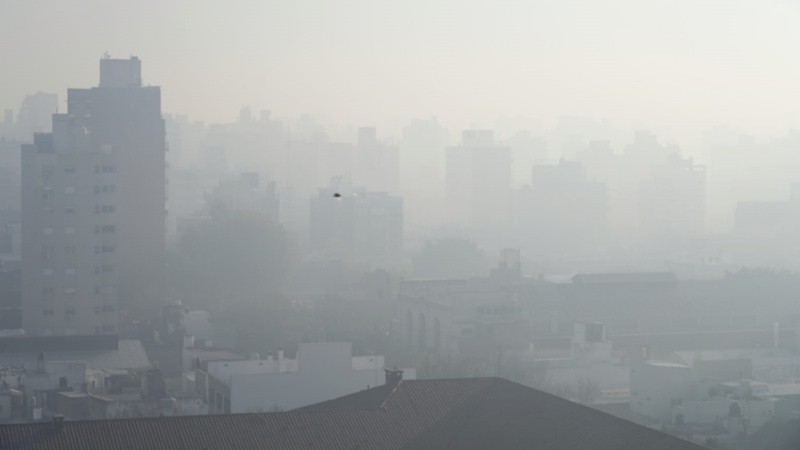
[333,193,342,198]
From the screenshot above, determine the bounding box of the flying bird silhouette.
[333,192,342,198]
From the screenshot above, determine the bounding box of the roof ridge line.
[379,379,404,409]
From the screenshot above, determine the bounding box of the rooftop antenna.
[102,51,111,60]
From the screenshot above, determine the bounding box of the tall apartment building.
[638,154,706,238]
[446,130,512,234]
[310,178,403,262]
[21,57,165,336]
[354,127,399,194]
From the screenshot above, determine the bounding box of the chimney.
[51,415,65,432]
[385,367,403,386]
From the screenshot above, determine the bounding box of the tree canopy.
[169,204,294,311]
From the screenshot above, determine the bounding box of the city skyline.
[3,0,800,141]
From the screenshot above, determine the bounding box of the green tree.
[169,204,294,312]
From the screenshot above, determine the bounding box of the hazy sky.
[3,0,800,137]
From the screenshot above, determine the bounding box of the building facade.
[309,178,403,262]
[446,130,512,234]
[21,56,165,336]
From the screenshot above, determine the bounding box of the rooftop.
[0,377,704,450]
[0,339,150,371]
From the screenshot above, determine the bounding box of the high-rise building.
[638,154,706,238]
[354,127,399,194]
[21,56,165,336]
[446,130,512,234]
[310,178,403,262]
[515,160,608,256]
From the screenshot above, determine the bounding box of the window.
[102,264,115,273]
[95,306,101,314]
[64,268,75,275]
[43,309,54,316]
[94,286,102,295]
[65,308,76,316]
[65,207,76,214]
[102,304,115,312]
[95,224,116,234]
[101,325,115,332]
[64,227,75,235]
[43,227,53,235]
[63,187,76,194]
[41,246,54,260]
[65,245,76,255]
[102,205,115,213]
[43,206,54,213]
[43,269,53,276]
[64,167,76,174]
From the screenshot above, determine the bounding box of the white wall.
[630,361,695,422]
[228,342,385,412]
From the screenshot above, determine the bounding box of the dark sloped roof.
[0,378,705,450]
[745,418,800,450]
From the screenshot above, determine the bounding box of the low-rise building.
[197,342,410,413]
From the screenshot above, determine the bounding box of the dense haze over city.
[4,1,800,449]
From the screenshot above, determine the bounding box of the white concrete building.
[199,342,414,413]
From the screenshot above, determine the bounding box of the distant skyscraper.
[446,130,512,233]
[310,177,403,262]
[21,56,165,336]
[638,154,706,238]
[399,118,447,227]
[516,160,608,255]
[354,127,399,194]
